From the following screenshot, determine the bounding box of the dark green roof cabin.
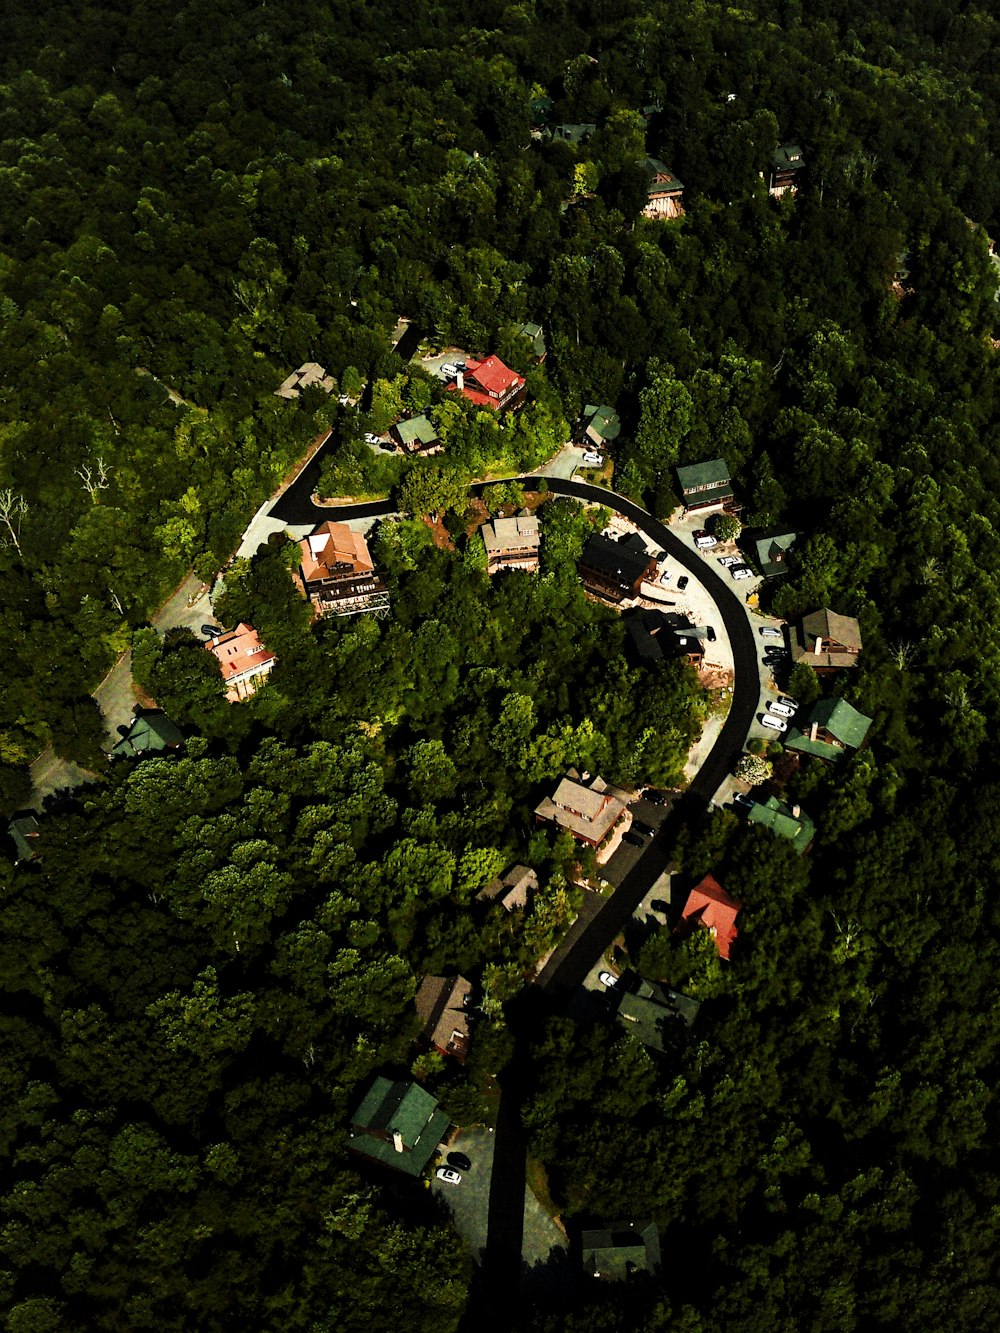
[747,795,815,854]
[347,1077,450,1177]
[582,1221,661,1281]
[753,532,798,578]
[579,403,621,446]
[8,812,41,865]
[675,458,734,511]
[111,709,184,760]
[786,698,873,761]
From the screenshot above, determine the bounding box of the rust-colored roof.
[465,355,524,396]
[206,623,276,682]
[299,521,375,582]
[678,873,741,960]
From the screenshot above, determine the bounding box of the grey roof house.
[477,863,538,911]
[535,770,628,848]
[414,975,473,1062]
[481,514,541,574]
[614,979,700,1051]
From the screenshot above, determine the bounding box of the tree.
[398,466,471,522]
[713,513,742,542]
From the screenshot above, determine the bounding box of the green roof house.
[545,123,597,144]
[786,698,873,762]
[615,979,700,1051]
[578,404,621,448]
[111,709,184,760]
[518,321,547,361]
[582,1221,661,1281]
[8,812,41,865]
[747,795,815,855]
[768,143,805,198]
[675,458,735,513]
[640,157,684,220]
[347,1077,450,1177]
[390,413,440,454]
[753,532,798,579]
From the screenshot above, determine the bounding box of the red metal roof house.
[448,355,527,412]
[676,873,741,960]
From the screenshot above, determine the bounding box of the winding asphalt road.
[269,464,759,1325]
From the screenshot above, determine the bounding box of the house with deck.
[390,413,440,454]
[768,143,805,198]
[640,157,684,220]
[297,522,390,619]
[481,513,541,574]
[675,458,736,514]
[790,608,862,673]
[414,975,473,1063]
[577,404,621,450]
[535,770,628,848]
[448,355,526,413]
[205,623,276,702]
[578,533,657,605]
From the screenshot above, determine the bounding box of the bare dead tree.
[0,488,27,556]
[76,457,112,502]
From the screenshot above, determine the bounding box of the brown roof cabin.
[790,607,862,672]
[640,158,684,220]
[578,533,656,605]
[414,975,473,1062]
[534,770,628,848]
[297,522,390,619]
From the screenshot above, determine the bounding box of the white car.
[582,452,604,466]
[730,565,753,580]
[760,714,787,732]
[767,700,797,718]
[759,626,783,639]
[598,971,618,988]
[363,433,381,445]
[436,1167,462,1185]
[694,532,717,549]
[717,555,741,567]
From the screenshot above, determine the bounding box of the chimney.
[809,721,819,742]
[791,804,801,819]
[813,636,823,655]
[456,371,464,390]
[392,1131,405,1154]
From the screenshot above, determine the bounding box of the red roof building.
[205,623,276,702]
[447,355,526,412]
[676,873,741,960]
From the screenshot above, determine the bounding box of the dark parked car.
[632,820,656,838]
[706,626,717,642]
[202,624,223,638]
[447,1151,472,1172]
[676,575,689,591]
[623,831,645,847]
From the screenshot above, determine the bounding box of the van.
[694,531,717,549]
[767,700,796,718]
[440,363,458,377]
[760,715,787,732]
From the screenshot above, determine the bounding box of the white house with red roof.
[448,355,526,412]
[205,623,276,702]
[675,873,741,960]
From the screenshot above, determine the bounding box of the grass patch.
[526,1155,562,1219]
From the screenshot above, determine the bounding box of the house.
[753,532,799,579]
[675,459,735,513]
[7,812,41,865]
[581,1221,661,1281]
[676,873,741,960]
[518,321,547,362]
[578,533,657,604]
[768,143,805,198]
[205,623,276,702]
[786,698,873,762]
[534,769,628,848]
[274,362,337,399]
[640,157,684,220]
[297,522,390,619]
[614,979,700,1051]
[790,608,862,672]
[448,356,527,413]
[626,609,705,668]
[390,413,440,454]
[414,975,473,1062]
[111,709,184,760]
[481,513,541,574]
[545,123,597,144]
[747,795,815,855]
[476,863,538,911]
[577,404,621,450]
[347,1077,450,1177]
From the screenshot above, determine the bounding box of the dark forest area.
[3,0,1000,1328]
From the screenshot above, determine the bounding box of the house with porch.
[747,795,815,854]
[768,143,805,198]
[582,1221,661,1281]
[578,533,657,604]
[790,607,862,673]
[414,975,473,1063]
[640,157,684,220]
[534,770,628,848]
[205,623,276,702]
[675,873,741,960]
[786,698,873,762]
[347,1077,450,1177]
[447,355,526,413]
[390,413,440,454]
[481,513,541,574]
[675,458,736,514]
[297,522,390,619]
